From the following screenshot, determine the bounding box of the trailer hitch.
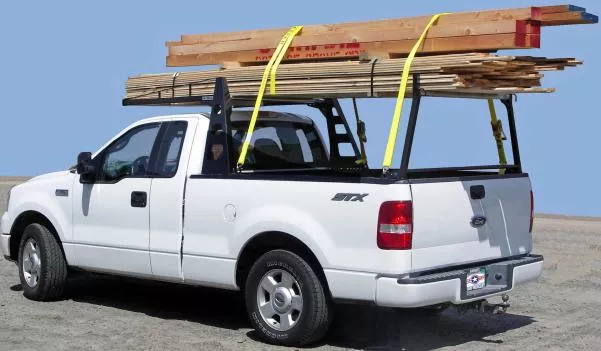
[457,294,510,314]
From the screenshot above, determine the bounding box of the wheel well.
[9,211,63,261]
[235,231,330,295]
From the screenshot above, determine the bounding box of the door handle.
[131,191,147,208]
[470,185,486,200]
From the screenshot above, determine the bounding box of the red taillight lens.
[529,191,534,233]
[377,201,413,250]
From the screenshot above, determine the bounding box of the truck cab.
[1,80,543,346]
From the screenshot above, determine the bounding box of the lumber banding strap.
[171,72,180,98]
[369,58,379,97]
[236,26,303,170]
[488,98,508,174]
[382,13,449,172]
[352,98,368,165]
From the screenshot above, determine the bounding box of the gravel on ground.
[1,177,600,350]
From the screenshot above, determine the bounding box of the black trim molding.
[190,172,529,185]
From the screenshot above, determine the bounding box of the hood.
[27,170,72,183]
[8,170,74,206]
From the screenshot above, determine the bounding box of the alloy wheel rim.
[256,269,303,331]
[22,238,41,288]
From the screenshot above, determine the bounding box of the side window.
[155,121,188,177]
[101,123,160,182]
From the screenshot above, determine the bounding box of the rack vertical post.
[398,74,423,179]
[201,77,235,175]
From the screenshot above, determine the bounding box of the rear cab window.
[232,121,327,170]
[153,121,188,177]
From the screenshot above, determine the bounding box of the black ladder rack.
[122,75,521,178]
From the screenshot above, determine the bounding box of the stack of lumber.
[126,53,581,100]
[165,4,596,67]
[124,4,596,103]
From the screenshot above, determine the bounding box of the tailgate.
[410,175,532,272]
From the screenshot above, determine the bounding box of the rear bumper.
[375,255,543,308]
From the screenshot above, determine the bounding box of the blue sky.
[0,1,598,216]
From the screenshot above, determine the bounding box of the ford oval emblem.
[470,215,487,227]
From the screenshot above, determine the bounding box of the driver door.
[71,122,161,276]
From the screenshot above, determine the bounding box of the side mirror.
[76,152,96,183]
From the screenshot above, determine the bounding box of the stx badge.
[331,193,369,202]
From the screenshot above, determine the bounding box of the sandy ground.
[1,177,600,350]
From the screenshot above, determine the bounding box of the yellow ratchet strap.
[236,26,303,170]
[382,13,449,171]
[488,98,508,175]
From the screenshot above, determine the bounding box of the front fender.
[7,173,73,242]
[9,200,70,243]
[232,204,334,269]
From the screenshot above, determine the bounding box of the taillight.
[377,201,413,250]
[529,191,534,233]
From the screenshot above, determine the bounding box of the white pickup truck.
[1,79,542,346]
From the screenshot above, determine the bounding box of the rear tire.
[245,249,332,346]
[18,223,68,301]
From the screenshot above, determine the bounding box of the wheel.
[245,250,332,346]
[18,223,68,301]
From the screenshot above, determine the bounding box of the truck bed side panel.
[182,178,412,282]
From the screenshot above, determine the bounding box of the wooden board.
[168,21,540,56]
[541,11,598,26]
[539,4,585,14]
[176,7,541,45]
[167,33,540,67]
[163,5,595,67]
[125,53,580,103]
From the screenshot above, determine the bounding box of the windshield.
[231,121,328,170]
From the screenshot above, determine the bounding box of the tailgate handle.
[471,215,487,227]
[470,185,486,200]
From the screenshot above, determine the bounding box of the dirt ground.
[1,178,600,350]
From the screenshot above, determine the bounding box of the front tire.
[18,223,68,301]
[245,250,332,346]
